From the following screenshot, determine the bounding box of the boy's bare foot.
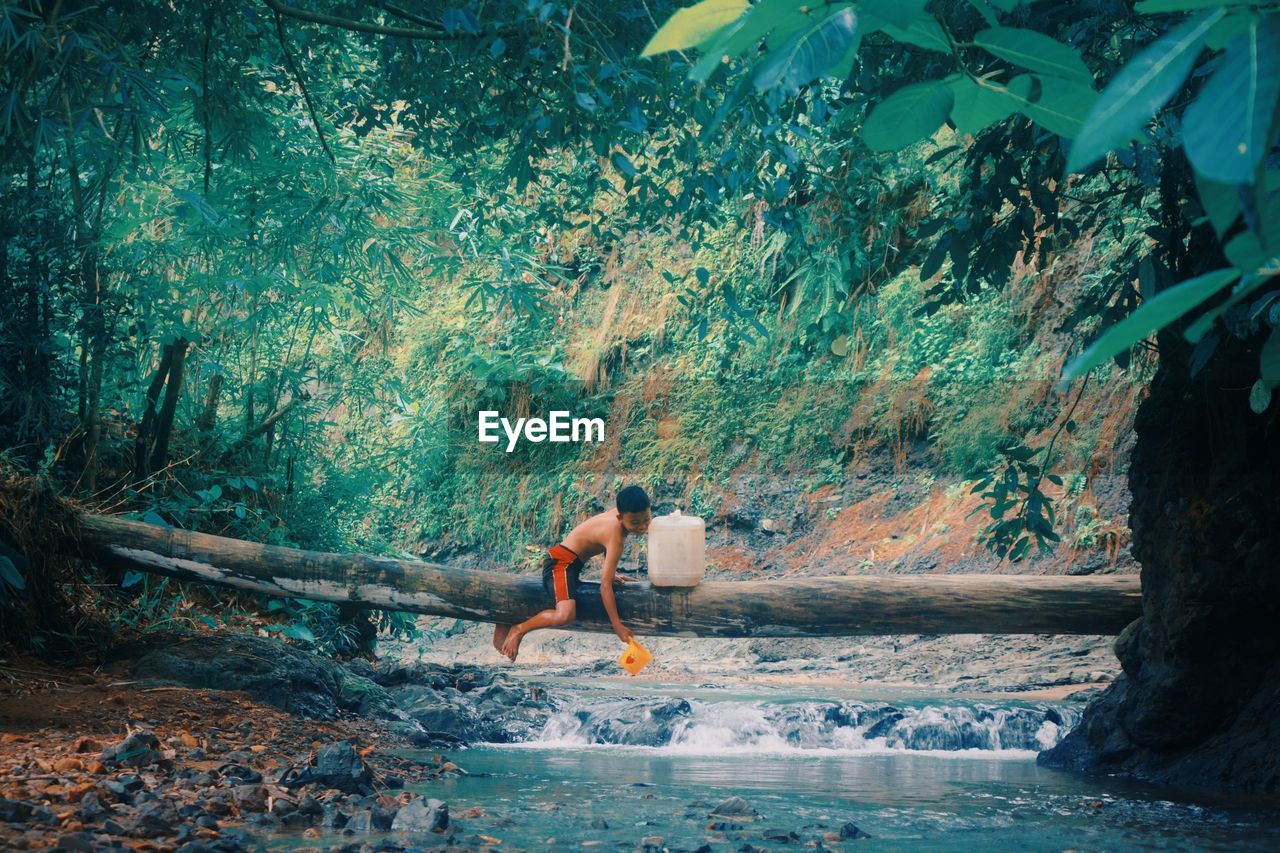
[500,627,525,662]
[492,624,510,654]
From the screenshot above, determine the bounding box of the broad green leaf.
[1183,273,1272,342]
[1195,173,1240,236]
[642,0,749,57]
[284,623,317,642]
[1010,74,1097,138]
[1261,326,1280,386]
[973,27,1093,84]
[947,76,1020,135]
[0,555,24,591]
[1063,267,1241,379]
[1225,231,1269,270]
[688,0,816,80]
[1206,12,1256,50]
[1249,378,1272,413]
[1066,10,1223,173]
[1183,16,1280,184]
[860,0,926,30]
[1136,0,1257,12]
[721,0,811,55]
[752,8,859,95]
[862,80,954,151]
[863,13,950,53]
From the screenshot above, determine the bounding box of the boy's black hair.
[616,485,651,514]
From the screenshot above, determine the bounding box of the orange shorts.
[541,544,583,604]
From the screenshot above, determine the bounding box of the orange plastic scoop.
[618,638,653,676]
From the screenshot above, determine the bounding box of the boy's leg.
[493,624,511,652]
[500,599,576,661]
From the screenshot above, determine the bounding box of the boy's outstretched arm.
[599,540,633,644]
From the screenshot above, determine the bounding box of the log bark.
[78,514,1141,638]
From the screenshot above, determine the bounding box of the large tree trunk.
[1039,334,1280,791]
[75,514,1140,637]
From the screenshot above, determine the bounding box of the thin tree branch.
[371,1,445,32]
[272,9,336,164]
[262,0,456,40]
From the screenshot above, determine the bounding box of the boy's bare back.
[560,510,628,561]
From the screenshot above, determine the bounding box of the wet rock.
[337,673,400,718]
[231,785,268,813]
[96,780,132,804]
[132,632,350,720]
[218,763,262,784]
[640,836,664,851]
[75,792,105,822]
[0,798,32,822]
[840,821,872,839]
[297,795,323,817]
[101,818,127,835]
[762,827,798,842]
[99,731,164,767]
[269,798,296,818]
[710,796,758,818]
[177,825,260,852]
[590,818,609,829]
[279,742,373,794]
[53,832,97,851]
[344,810,374,833]
[29,805,58,826]
[372,805,397,832]
[390,797,448,833]
[129,799,179,838]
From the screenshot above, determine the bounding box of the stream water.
[278,679,1280,851]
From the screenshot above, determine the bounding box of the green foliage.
[969,439,1062,561]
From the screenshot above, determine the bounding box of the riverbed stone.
[99,731,163,767]
[279,741,373,794]
[390,797,448,833]
[129,799,179,838]
[710,796,757,818]
[839,821,871,839]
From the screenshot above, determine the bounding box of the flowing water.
[279,679,1280,851]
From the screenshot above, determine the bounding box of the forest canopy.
[1,0,1277,650]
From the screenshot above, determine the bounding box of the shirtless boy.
[493,485,652,662]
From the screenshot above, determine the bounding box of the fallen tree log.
[78,514,1142,637]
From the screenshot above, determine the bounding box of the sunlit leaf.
[642,0,749,57]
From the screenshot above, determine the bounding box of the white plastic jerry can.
[646,509,705,587]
